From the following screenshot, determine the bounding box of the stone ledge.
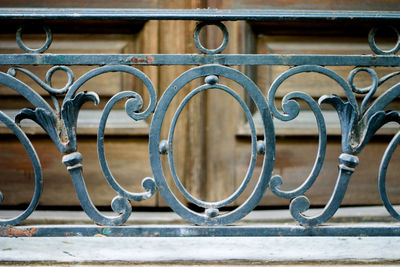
[0,236,399,265]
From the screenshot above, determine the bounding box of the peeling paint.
[2,226,37,237]
[131,55,154,64]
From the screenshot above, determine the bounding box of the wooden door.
[198,0,400,207]
[0,0,207,208]
[0,0,399,211]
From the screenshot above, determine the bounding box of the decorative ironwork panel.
[0,8,399,236]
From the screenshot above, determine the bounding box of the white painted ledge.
[1,236,399,265]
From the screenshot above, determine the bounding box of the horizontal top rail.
[0,54,399,66]
[0,8,399,22]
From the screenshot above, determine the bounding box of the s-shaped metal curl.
[289,153,359,227]
[62,152,131,226]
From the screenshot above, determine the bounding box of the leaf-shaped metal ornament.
[61,91,99,153]
[319,95,358,153]
[15,107,67,153]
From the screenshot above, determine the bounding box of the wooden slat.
[0,109,149,135]
[256,35,400,98]
[0,34,136,97]
[204,21,243,203]
[0,0,160,8]
[0,136,399,208]
[0,136,156,207]
[208,0,400,11]
[237,110,399,136]
[234,138,400,207]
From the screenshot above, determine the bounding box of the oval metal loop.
[368,26,400,55]
[149,64,275,225]
[0,111,43,226]
[16,26,53,54]
[194,22,229,54]
[378,131,400,221]
[168,83,257,209]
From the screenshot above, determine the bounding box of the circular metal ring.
[194,22,229,54]
[348,68,378,94]
[16,26,53,53]
[368,26,400,55]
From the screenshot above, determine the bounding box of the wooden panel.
[148,0,207,207]
[3,0,400,10]
[203,0,400,208]
[207,0,400,11]
[233,34,400,137]
[1,0,399,212]
[0,110,149,136]
[235,137,400,207]
[0,34,136,97]
[256,35,400,98]
[0,136,156,207]
[0,0,160,8]
[0,0,211,209]
[238,110,399,137]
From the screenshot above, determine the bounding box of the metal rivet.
[62,152,83,166]
[256,140,266,155]
[159,140,168,154]
[205,75,219,85]
[339,153,359,168]
[205,208,219,218]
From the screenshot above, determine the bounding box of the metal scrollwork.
[1,59,157,225]
[0,14,399,235]
[267,64,400,226]
[61,65,157,225]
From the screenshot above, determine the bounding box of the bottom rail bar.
[1,225,400,237]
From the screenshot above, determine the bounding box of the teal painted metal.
[0,9,399,236]
[0,8,399,22]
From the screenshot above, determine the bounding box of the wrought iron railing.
[0,9,400,237]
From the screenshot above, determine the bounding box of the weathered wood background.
[0,0,399,209]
